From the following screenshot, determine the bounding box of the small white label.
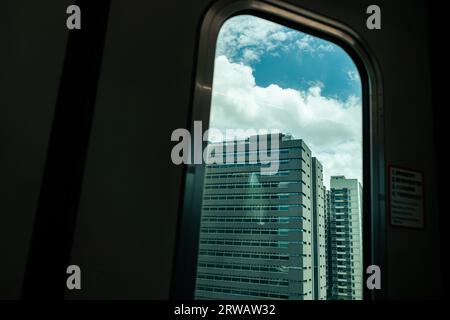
[390,166,424,228]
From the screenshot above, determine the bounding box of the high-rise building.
[311,158,327,300]
[194,134,318,299]
[328,176,363,300]
[325,190,333,299]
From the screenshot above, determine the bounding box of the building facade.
[194,134,317,299]
[325,190,333,299]
[328,176,363,300]
[311,158,327,300]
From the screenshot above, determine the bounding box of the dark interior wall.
[429,1,447,299]
[0,1,70,299]
[64,0,210,299]
[368,0,439,299]
[0,0,440,299]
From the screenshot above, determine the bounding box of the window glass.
[194,15,363,300]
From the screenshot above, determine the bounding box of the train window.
[185,13,364,301]
[169,0,387,301]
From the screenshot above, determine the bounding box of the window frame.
[170,0,385,300]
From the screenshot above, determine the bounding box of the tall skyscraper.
[328,176,363,300]
[325,190,333,299]
[194,134,319,299]
[311,158,327,300]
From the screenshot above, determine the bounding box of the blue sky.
[209,15,363,187]
[253,44,361,102]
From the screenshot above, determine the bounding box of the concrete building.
[328,176,363,300]
[311,158,327,300]
[194,134,316,299]
[325,190,333,299]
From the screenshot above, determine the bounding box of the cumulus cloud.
[347,70,360,81]
[217,15,335,64]
[209,56,362,188]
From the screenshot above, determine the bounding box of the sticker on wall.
[389,166,424,229]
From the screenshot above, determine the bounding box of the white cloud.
[347,70,360,81]
[242,48,259,62]
[271,31,288,41]
[209,56,363,188]
[217,15,335,64]
[296,36,315,52]
[317,43,336,52]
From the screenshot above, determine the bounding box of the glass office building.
[328,176,363,300]
[194,134,327,300]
